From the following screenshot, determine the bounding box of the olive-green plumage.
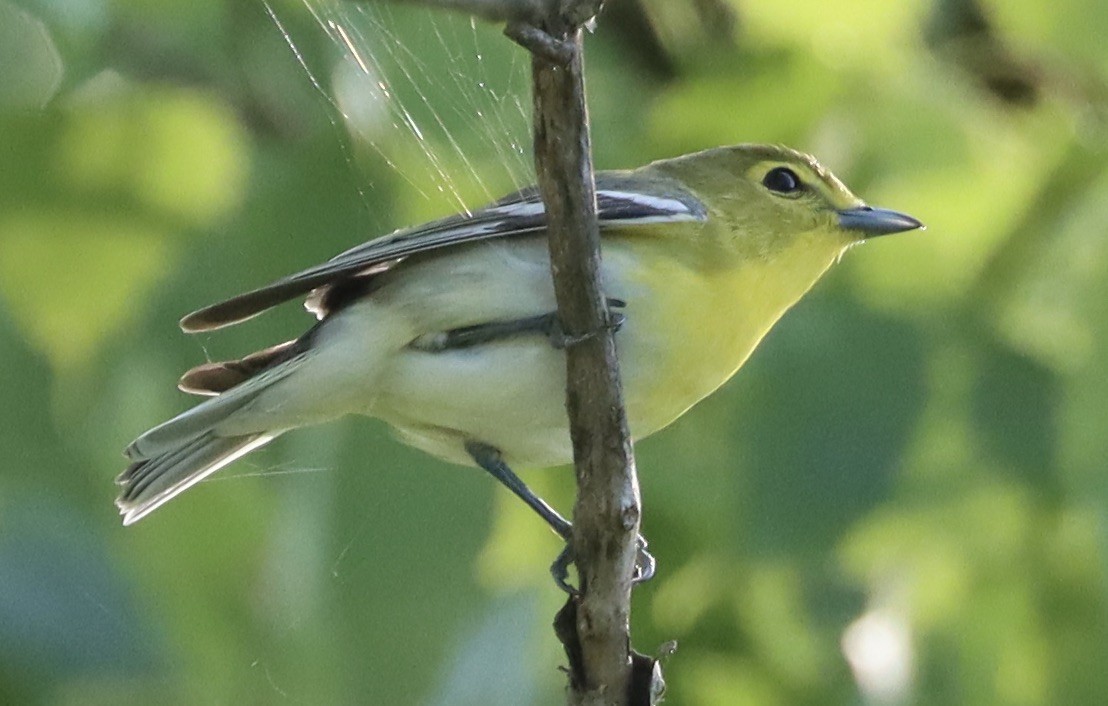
[117,144,921,525]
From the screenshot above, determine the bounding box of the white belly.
[362,238,677,467]
[380,340,573,466]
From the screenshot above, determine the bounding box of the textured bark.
[521,12,646,706]
[371,0,549,24]
[373,0,657,702]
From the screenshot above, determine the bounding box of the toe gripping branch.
[551,534,656,594]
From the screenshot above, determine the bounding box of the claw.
[551,544,580,595]
[549,534,656,594]
[633,536,656,584]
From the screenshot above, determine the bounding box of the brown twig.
[512,7,652,704]
[365,0,549,24]
[368,0,658,702]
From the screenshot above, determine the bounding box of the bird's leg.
[411,298,626,352]
[465,440,655,593]
[465,441,572,538]
[413,314,560,352]
[465,441,577,592]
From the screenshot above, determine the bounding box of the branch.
[364,0,661,702]
[366,0,549,24]
[511,7,658,706]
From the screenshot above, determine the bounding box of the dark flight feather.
[179,177,708,333]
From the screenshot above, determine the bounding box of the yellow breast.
[606,231,844,440]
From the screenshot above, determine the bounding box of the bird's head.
[653,143,923,261]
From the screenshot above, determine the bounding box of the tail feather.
[116,432,276,525]
[125,353,306,461]
[118,352,310,524]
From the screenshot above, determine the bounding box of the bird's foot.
[550,532,656,595]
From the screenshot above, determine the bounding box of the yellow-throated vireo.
[117,144,922,567]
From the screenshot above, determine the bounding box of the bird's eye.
[762,167,802,195]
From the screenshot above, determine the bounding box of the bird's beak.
[837,206,923,238]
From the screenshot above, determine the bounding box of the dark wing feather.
[178,339,303,396]
[180,174,707,333]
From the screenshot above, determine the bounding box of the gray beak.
[837,206,923,237]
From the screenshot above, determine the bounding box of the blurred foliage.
[1,0,1107,703]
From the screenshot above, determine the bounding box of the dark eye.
[762,167,801,194]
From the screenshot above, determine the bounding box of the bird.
[116,143,922,566]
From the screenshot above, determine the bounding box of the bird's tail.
[116,432,276,525]
[116,351,308,525]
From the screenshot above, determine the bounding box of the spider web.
[265,0,533,219]
[240,6,541,700]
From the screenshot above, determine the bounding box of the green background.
[2,0,1107,703]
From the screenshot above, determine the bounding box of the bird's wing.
[179,175,708,333]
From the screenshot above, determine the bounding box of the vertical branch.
[513,10,647,706]
[377,0,658,702]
